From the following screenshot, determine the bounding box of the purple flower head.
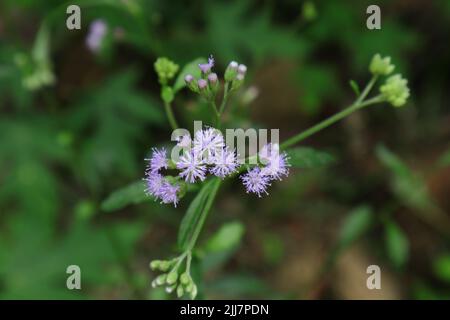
[238,64,247,75]
[259,143,290,180]
[176,134,192,149]
[158,180,180,207]
[261,152,290,180]
[259,143,279,164]
[240,167,271,197]
[208,73,218,84]
[198,79,207,90]
[210,147,238,178]
[185,74,194,83]
[198,55,215,74]
[146,147,168,174]
[193,128,225,163]
[145,172,165,196]
[86,20,108,52]
[145,173,179,207]
[176,150,207,183]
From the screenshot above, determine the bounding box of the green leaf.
[337,206,373,249]
[385,220,409,268]
[349,79,360,96]
[205,221,245,253]
[177,178,220,250]
[287,147,336,169]
[376,145,435,212]
[173,58,206,93]
[433,255,450,283]
[101,180,149,212]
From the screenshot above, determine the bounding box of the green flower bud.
[224,61,238,82]
[154,57,179,85]
[166,271,179,285]
[180,272,190,285]
[155,274,167,286]
[165,284,176,294]
[370,54,395,76]
[177,285,184,298]
[159,260,172,272]
[190,284,198,300]
[231,73,244,91]
[185,282,193,293]
[380,74,410,107]
[149,260,161,270]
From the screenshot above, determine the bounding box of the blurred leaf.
[287,147,336,169]
[349,79,360,96]
[68,70,164,191]
[207,1,304,62]
[205,221,245,253]
[173,58,206,93]
[384,220,409,268]
[178,178,220,250]
[337,206,373,249]
[376,145,432,211]
[433,255,450,283]
[101,180,149,212]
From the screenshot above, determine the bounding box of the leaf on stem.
[177,178,219,250]
[204,221,245,253]
[337,205,373,250]
[101,180,149,212]
[349,79,360,96]
[287,147,336,169]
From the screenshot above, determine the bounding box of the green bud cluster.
[154,57,179,86]
[149,255,198,299]
[380,74,410,107]
[369,54,395,76]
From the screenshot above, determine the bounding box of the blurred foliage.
[0,0,449,299]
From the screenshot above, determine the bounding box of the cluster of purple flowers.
[145,128,290,206]
[240,143,290,197]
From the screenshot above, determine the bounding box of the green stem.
[280,75,382,150]
[218,82,230,115]
[209,101,220,127]
[164,101,179,130]
[186,178,222,251]
[355,75,377,105]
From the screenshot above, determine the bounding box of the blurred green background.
[0,0,450,299]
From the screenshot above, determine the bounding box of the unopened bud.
[166,271,179,285]
[198,79,208,90]
[180,272,190,285]
[238,64,247,75]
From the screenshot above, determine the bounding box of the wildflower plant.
[143,53,410,299]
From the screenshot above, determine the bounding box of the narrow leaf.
[101,180,149,212]
[287,147,335,169]
[177,179,216,249]
[349,79,360,96]
[337,205,373,249]
[385,220,409,268]
[205,221,245,253]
